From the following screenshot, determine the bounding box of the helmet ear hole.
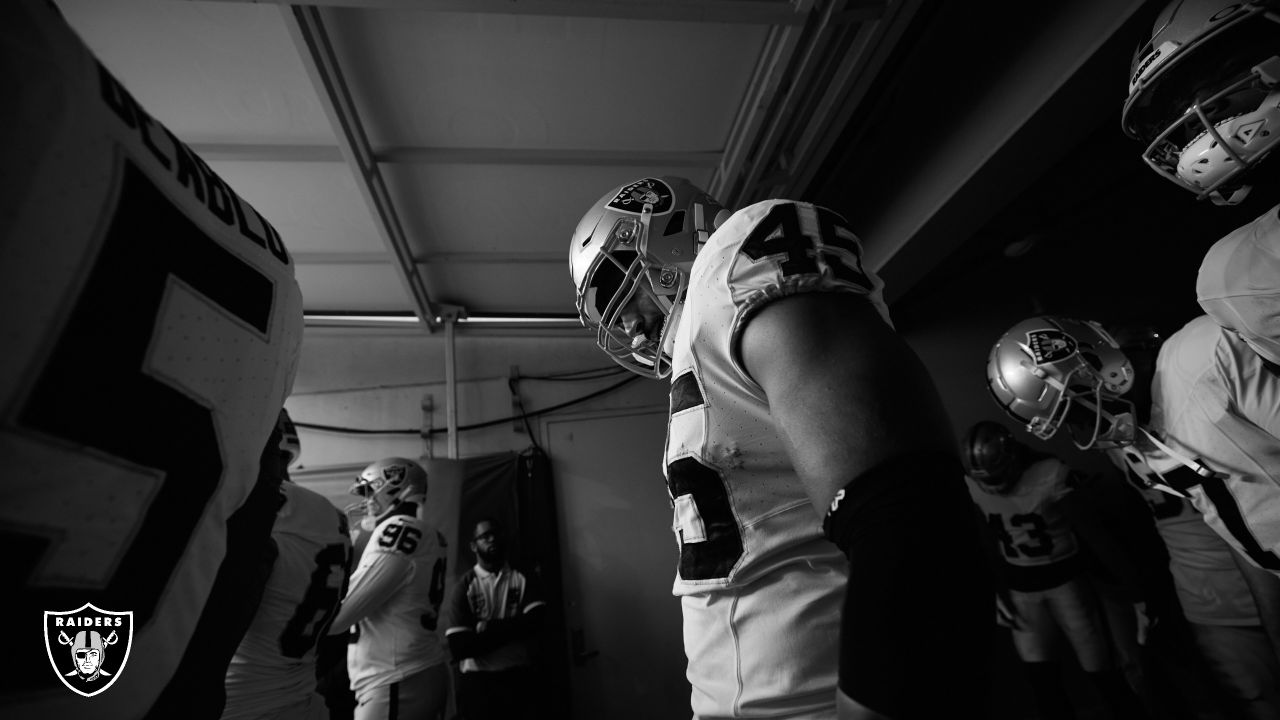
[664,210,686,236]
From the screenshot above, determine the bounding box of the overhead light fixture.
[457,315,580,325]
[303,312,582,326]
[305,313,420,324]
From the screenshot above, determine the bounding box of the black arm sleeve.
[447,627,509,661]
[447,604,547,661]
[487,604,546,642]
[823,452,996,719]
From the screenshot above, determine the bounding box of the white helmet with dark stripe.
[351,457,428,522]
[1122,0,1280,205]
[986,316,1137,450]
[569,177,728,378]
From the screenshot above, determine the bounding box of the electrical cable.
[293,374,640,436]
[509,376,544,453]
[519,366,627,381]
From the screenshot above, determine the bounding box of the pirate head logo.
[383,464,406,483]
[606,178,674,215]
[1024,329,1078,365]
[44,603,133,697]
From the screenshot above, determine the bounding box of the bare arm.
[741,292,957,515]
[328,552,411,634]
[741,291,994,719]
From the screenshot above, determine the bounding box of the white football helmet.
[986,316,1138,450]
[276,408,301,470]
[351,457,428,522]
[1122,0,1280,205]
[569,177,728,378]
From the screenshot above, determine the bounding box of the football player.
[223,409,354,720]
[988,315,1280,716]
[569,177,994,718]
[329,458,449,720]
[962,421,1148,720]
[1121,0,1280,687]
[1122,0,1280,367]
[2,1,302,718]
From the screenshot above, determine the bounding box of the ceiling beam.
[773,0,922,199]
[191,143,343,162]
[188,143,720,167]
[183,0,810,25]
[377,146,721,167]
[709,20,804,200]
[714,0,903,207]
[293,252,392,265]
[281,4,442,331]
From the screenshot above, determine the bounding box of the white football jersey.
[1106,451,1258,626]
[1,2,303,717]
[345,512,449,699]
[1150,314,1280,575]
[966,458,1079,568]
[223,484,353,719]
[664,199,886,718]
[1196,204,1280,366]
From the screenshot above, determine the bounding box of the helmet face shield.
[578,219,644,328]
[1140,75,1280,203]
[1124,3,1277,135]
[575,211,678,377]
[348,476,383,519]
[594,276,679,378]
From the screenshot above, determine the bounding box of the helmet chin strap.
[1120,426,1223,498]
[660,296,684,364]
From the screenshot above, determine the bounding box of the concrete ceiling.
[54,0,1169,337]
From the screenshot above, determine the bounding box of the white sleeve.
[328,550,412,633]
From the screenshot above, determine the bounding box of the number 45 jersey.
[1,2,303,718]
[345,512,448,700]
[664,199,888,718]
[223,483,352,720]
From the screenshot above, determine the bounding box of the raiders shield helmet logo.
[43,603,133,697]
[1024,329,1078,365]
[605,178,674,215]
